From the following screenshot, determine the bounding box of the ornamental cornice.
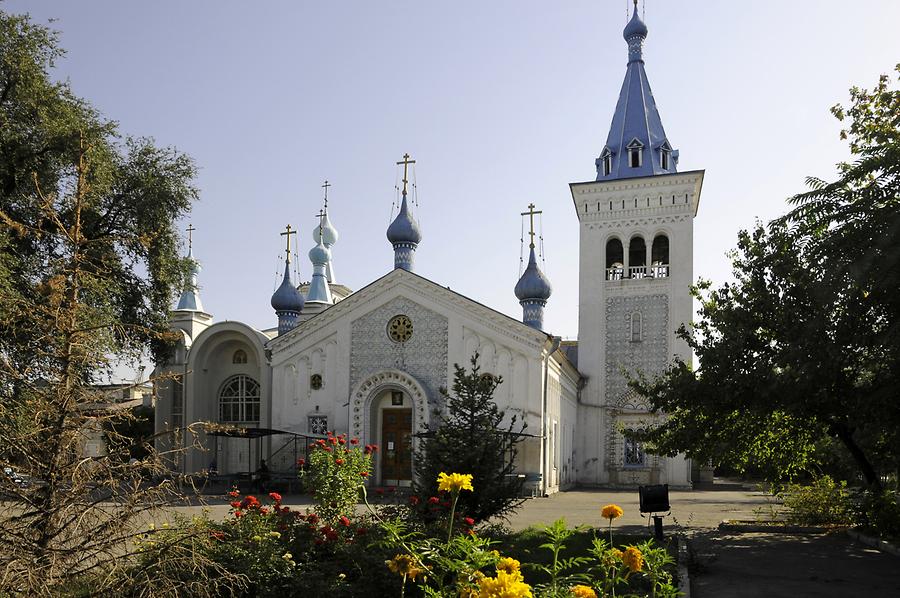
[583,214,690,230]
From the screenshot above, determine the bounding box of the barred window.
[218,375,260,423]
[624,430,646,467]
[172,376,184,428]
[309,415,328,435]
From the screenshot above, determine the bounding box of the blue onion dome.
[386,195,422,245]
[271,262,304,312]
[515,247,552,301]
[308,242,331,266]
[623,4,648,40]
[312,212,339,246]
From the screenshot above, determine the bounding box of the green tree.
[414,355,526,523]
[0,10,200,593]
[630,67,900,490]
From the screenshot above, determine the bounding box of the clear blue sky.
[7,0,900,343]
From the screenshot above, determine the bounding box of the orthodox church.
[154,3,703,494]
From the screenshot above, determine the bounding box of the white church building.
[155,4,702,495]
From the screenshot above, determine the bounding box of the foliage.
[856,489,900,541]
[526,519,591,596]
[414,354,526,523]
[628,66,900,489]
[300,431,373,523]
[0,9,198,595]
[780,475,853,526]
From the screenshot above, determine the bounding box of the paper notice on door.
[388,441,395,450]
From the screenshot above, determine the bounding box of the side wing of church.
[154,2,701,493]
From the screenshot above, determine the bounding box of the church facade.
[154,4,701,494]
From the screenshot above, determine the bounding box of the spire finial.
[315,208,326,241]
[521,203,542,249]
[186,223,196,253]
[322,179,331,211]
[280,224,296,262]
[397,153,416,196]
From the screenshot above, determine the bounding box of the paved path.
[689,531,899,598]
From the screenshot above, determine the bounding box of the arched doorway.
[350,370,429,486]
[217,374,260,474]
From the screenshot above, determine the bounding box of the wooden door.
[381,408,412,484]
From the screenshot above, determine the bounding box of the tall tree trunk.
[833,423,881,490]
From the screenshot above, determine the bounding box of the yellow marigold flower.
[570,585,598,598]
[386,554,426,581]
[623,546,644,573]
[477,570,533,598]
[496,557,521,575]
[437,472,474,493]
[601,504,624,520]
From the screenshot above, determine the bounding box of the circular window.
[387,315,413,343]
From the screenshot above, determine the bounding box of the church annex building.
[155,5,703,495]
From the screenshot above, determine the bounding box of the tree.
[0,10,203,593]
[414,355,526,523]
[630,68,900,490]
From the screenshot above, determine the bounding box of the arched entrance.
[350,370,429,486]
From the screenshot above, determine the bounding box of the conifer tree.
[414,354,526,522]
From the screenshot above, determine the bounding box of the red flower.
[259,507,269,515]
[360,471,369,477]
[297,458,306,466]
[338,438,346,445]
[240,496,260,509]
[350,438,359,445]
[227,489,240,498]
[323,446,332,452]
[370,444,379,452]
[269,492,282,502]
[329,436,338,445]
[464,517,475,526]
[229,501,241,509]
[234,510,243,518]
[340,516,351,527]
[364,445,372,454]
[409,495,420,506]
[335,459,345,465]
[428,496,440,504]
[307,513,319,524]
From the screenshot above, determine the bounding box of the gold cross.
[396,153,416,196]
[521,203,542,248]
[280,224,296,261]
[186,224,196,252]
[322,180,331,210]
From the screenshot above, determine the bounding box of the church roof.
[175,246,205,312]
[386,193,422,245]
[514,246,552,302]
[270,260,305,313]
[595,2,676,181]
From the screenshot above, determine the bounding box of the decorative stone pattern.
[605,294,669,404]
[350,297,448,411]
[349,369,429,440]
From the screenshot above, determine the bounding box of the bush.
[781,475,854,526]
[300,431,373,523]
[857,490,900,541]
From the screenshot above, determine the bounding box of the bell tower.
[571,1,702,487]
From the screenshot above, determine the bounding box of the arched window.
[605,238,624,280]
[232,349,248,364]
[630,311,642,342]
[218,375,260,423]
[628,235,646,278]
[624,429,646,467]
[651,234,669,278]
